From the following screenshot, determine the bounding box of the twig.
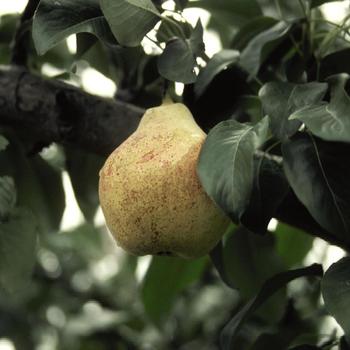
[10,0,40,67]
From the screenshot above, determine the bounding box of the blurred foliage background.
[1,0,350,349]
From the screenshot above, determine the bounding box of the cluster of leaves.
[1,0,350,348]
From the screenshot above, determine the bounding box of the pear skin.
[99,103,230,259]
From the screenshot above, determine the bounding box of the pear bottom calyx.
[98,102,230,259]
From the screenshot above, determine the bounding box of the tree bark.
[0,66,144,155]
[0,65,348,251]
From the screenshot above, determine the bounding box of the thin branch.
[10,0,40,67]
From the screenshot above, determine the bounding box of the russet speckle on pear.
[98,102,230,259]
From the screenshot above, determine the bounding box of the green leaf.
[0,136,8,152]
[275,223,314,268]
[221,264,323,350]
[100,0,160,47]
[47,223,103,262]
[222,227,287,322]
[0,136,65,233]
[156,18,192,43]
[321,257,350,342]
[197,117,269,223]
[33,0,117,55]
[282,133,350,242]
[188,0,262,28]
[239,21,291,77]
[0,209,38,293]
[0,177,16,220]
[189,19,205,58]
[289,346,320,350]
[195,49,239,97]
[319,49,350,80]
[141,256,207,326]
[310,0,339,8]
[231,16,278,51]
[65,147,104,221]
[290,75,350,143]
[157,20,205,83]
[259,82,328,139]
[241,155,289,235]
[158,38,196,83]
[174,0,188,10]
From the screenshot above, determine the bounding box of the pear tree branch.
[0,66,144,155]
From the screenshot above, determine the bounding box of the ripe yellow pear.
[98,102,230,259]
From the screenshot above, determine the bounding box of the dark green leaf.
[340,336,350,350]
[209,223,236,288]
[231,16,278,51]
[0,14,18,44]
[65,147,104,221]
[158,19,205,83]
[76,32,98,59]
[33,0,117,55]
[322,257,350,341]
[0,209,38,293]
[0,177,16,220]
[157,38,196,83]
[195,49,239,97]
[259,82,328,139]
[0,137,65,233]
[188,0,262,28]
[241,155,289,235]
[222,227,287,322]
[251,332,297,350]
[310,0,339,8]
[100,0,160,47]
[156,18,191,43]
[189,19,205,58]
[197,117,269,222]
[275,223,314,268]
[319,49,350,80]
[282,133,350,242]
[174,0,188,10]
[289,346,320,350]
[0,135,8,152]
[290,75,350,143]
[142,256,207,326]
[221,264,323,350]
[239,21,291,77]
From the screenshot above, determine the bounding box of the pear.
[98,102,230,259]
